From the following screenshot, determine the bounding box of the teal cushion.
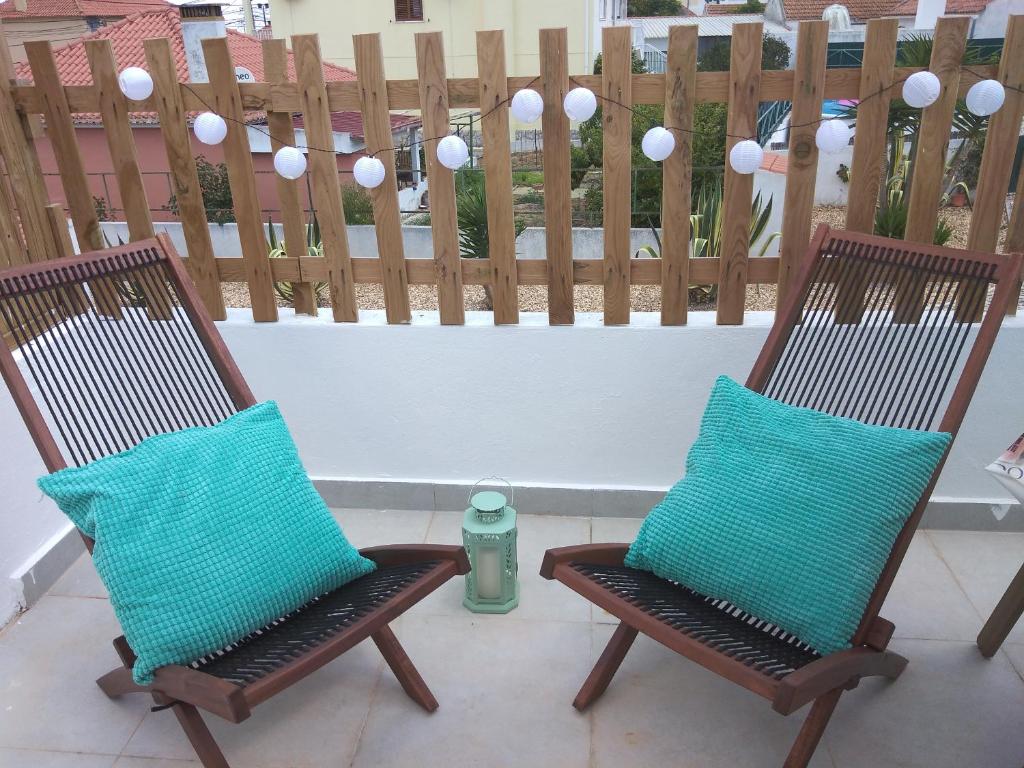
[38,401,375,684]
[625,376,950,656]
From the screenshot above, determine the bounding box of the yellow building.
[269,0,628,79]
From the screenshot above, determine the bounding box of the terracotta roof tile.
[0,0,168,19]
[781,0,903,20]
[703,4,748,13]
[890,0,989,14]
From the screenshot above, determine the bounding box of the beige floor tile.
[0,596,149,755]
[49,554,108,600]
[330,508,433,548]
[0,748,116,767]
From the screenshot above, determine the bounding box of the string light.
[273,146,307,180]
[902,71,941,109]
[353,156,386,188]
[436,135,470,170]
[815,119,852,154]
[965,79,1005,116]
[117,67,153,101]
[641,126,675,162]
[510,88,544,123]
[563,86,597,121]
[193,111,228,145]
[729,140,763,175]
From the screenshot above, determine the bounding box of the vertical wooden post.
[962,15,1024,318]
[353,33,411,324]
[45,203,75,257]
[602,26,633,326]
[293,34,358,322]
[898,15,968,323]
[1006,171,1024,316]
[144,37,226,320]
[476,30,519,325]
[777,21,828,308]
[262,38,317,316]
[660,25,697,326]
[717,22,762,326]
[202,36,278,322]
[540,28,574,326]
[0,21,56,266]
[836,17,898,323]
[416,31,464,325]
[0,167,26,267]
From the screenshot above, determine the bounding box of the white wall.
[4,309,1021,622]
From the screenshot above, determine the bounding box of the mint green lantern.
[462,478,519,614]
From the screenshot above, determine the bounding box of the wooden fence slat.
[602,26,633,326]
[262,38,317,316]
[415,31,464,325]
[476,29,519,325]
[716,22,763,325]
[45,203,74,257]
[1006,167,1024,316]
[836,17,898,323]
[293,33,358,322]
[353,33,411,325]
[540,27,574,325]
[898,15,968,323]
[660,25,697,326]
[201,36,277,322]
[962,15,1024,318]
[777,20,828,307]
[0,22,54,266]
[143,37,226,320]
[0,163,25,267]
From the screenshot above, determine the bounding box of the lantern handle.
[469,476,513,509]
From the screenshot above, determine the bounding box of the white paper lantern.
[815,119,852,154]
[117,66,153,101]
[353,156,386,188]
[728,139,763,175]
[510,88,544,123]
[641,126,675,162]
[193,111,227,145]
[436,135,469,170]
[965,79,1005,117]
[273,146,307,180]
[902,71,941,109]
[563,86,597,122]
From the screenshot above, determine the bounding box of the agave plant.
[267,212,329,306]
[872,136,953,246]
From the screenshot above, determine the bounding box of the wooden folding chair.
[0,235,470,768]
[541,225,1023,768]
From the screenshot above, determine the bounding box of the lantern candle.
[462,479,519,614]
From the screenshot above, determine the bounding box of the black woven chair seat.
[190,561,441,686]
[572,562,821,680]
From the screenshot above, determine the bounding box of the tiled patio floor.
[2,509,1024,767]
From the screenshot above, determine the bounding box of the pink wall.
[34,125,360,224]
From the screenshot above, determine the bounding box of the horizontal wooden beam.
[187,255,781,287]
[12,65,997,115]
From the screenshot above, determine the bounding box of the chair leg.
[96,666,150,698]
[573,621,639,711]
[783,687,842,768]
[977,560,1024,658]
[372,624,439,713]
[172,702,231,768]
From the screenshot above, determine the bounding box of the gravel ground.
[222,205,993,315]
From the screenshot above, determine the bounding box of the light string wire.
[171,64,1018,163]
[178,76,540,161]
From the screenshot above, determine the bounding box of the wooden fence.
[0,17,1021,329]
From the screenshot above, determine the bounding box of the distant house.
[765,0,1023,33]
[0,0,169,62]
[14,4,421,222]
[630,14,791,70]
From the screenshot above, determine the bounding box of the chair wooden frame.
[0,235,470,768]
[541,225,1023,767]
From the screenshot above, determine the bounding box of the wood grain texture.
[202,37,277,322]
[716,23,762,325]
[904,16,969,245]
[0,163,25,267]
[143,37,226,320]
[476,30,519,325]
[262,39,317,316]
[1006,163,1024,316]
[602,26,633,326]
[353,33,411,324]
[540,27,574,325]
[415,31,464,325]
[11,65,1002,115]
[660,25,697,326]
[292,33,358,322]
[777,21,828,308]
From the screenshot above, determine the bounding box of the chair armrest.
[151,665,251,723]
[539,543,630,579]
[771,647,908,715]
[360,544,470,575]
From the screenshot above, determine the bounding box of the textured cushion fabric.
[38,401,375,684]
[625,376,950,656]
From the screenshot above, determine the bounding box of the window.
[394,0,424,21]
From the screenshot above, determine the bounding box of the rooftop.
[0,0,168,20]
[632,13,790,36]
[1,507,1022,767]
